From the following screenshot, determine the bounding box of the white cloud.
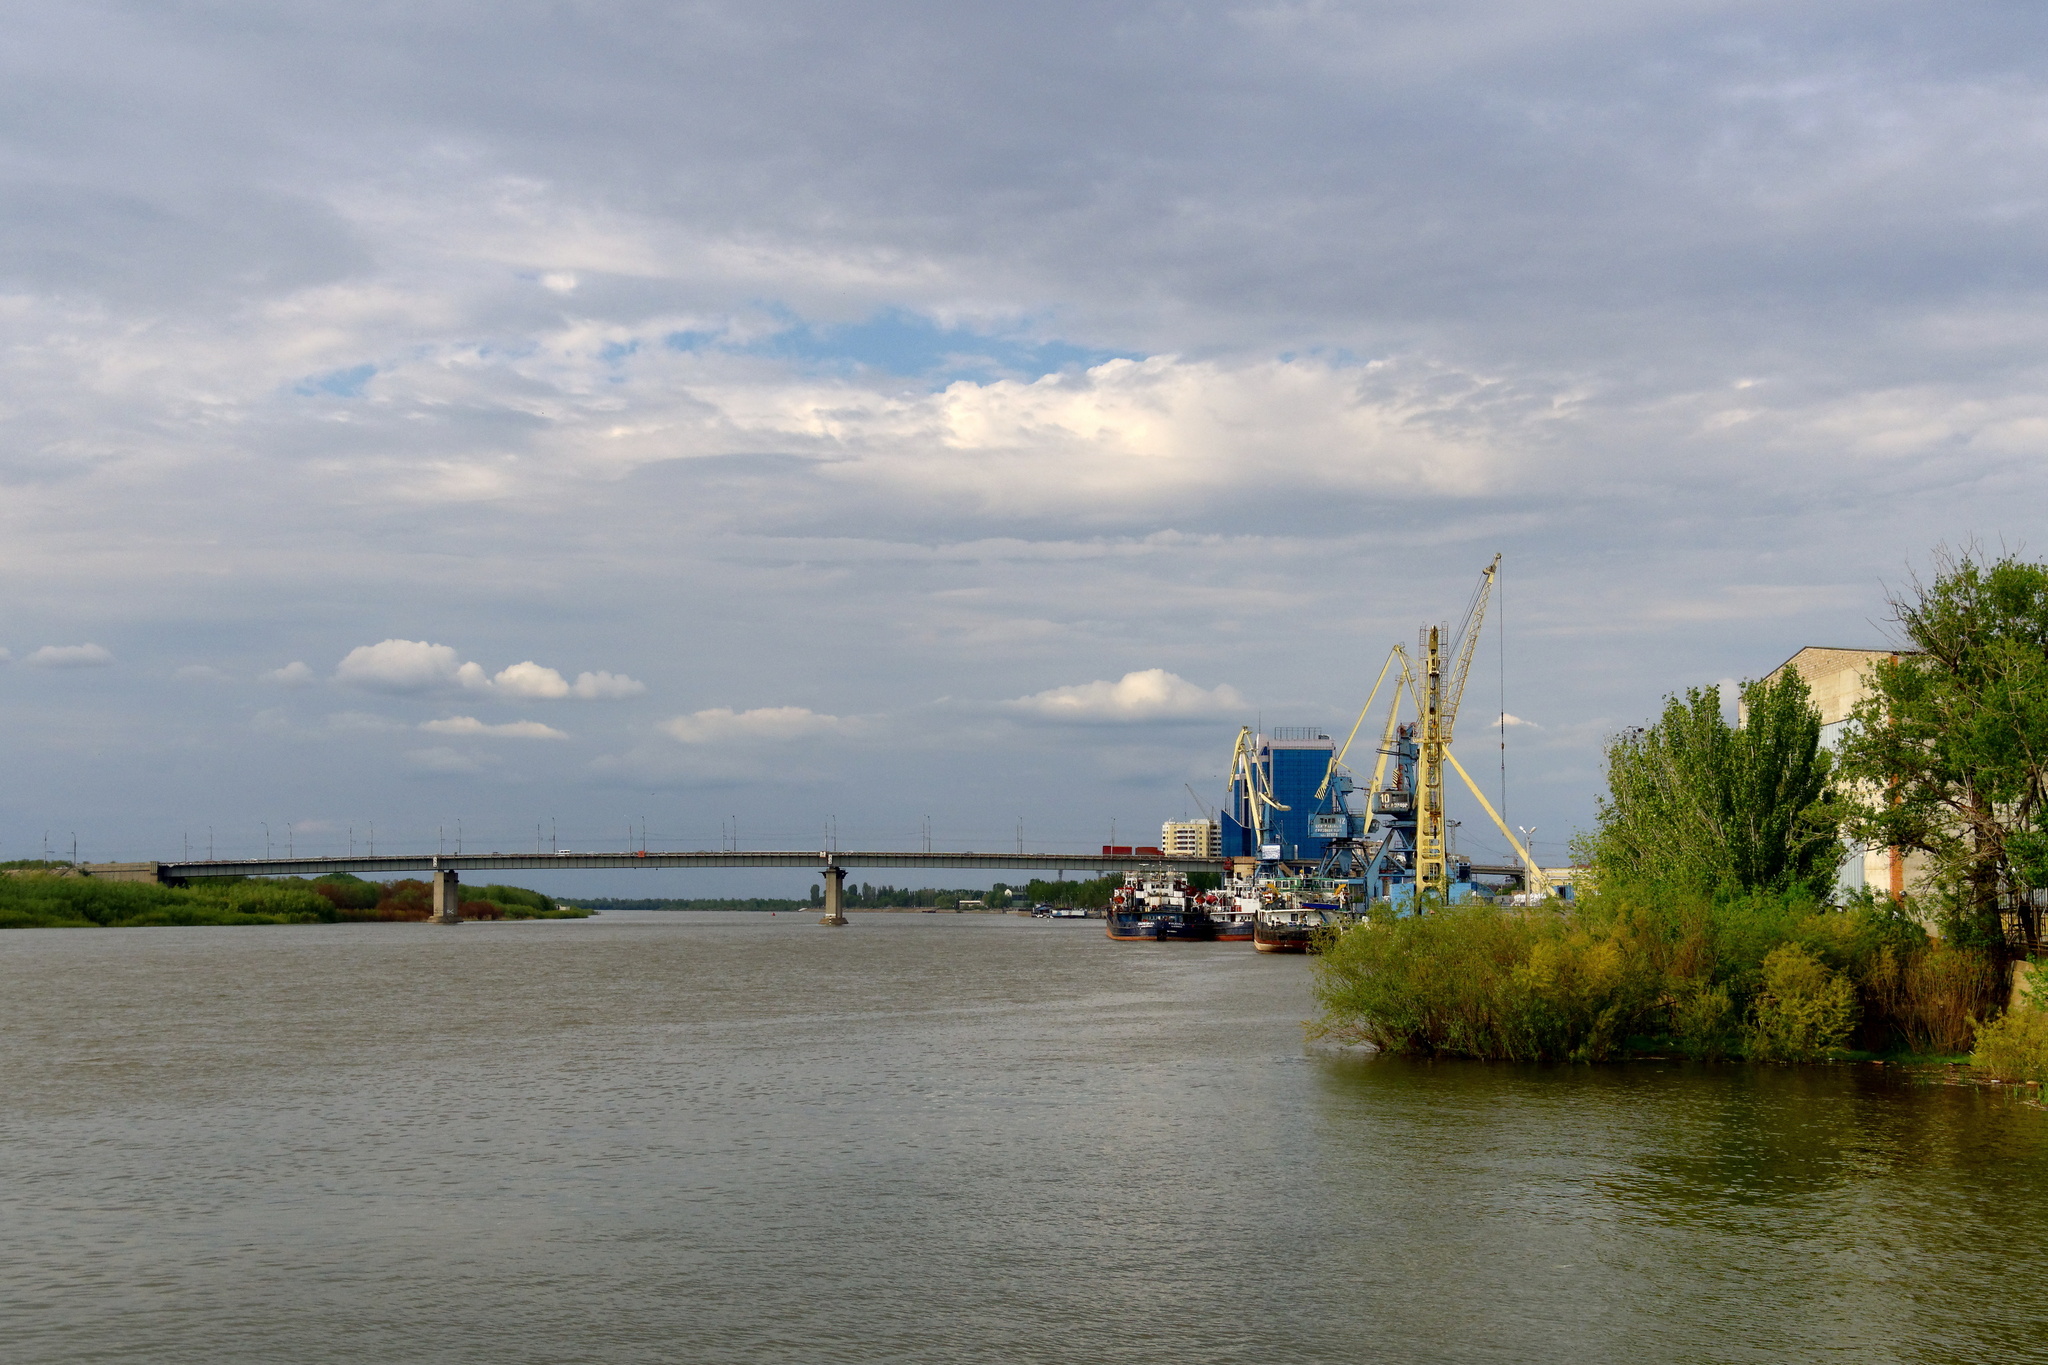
[1007,669,1245,722]
[27,644,114,669]
[661,706,847,743]
[420,715,569,740]
[1498,713,1539,729]
[262,661,316,686]
[486,662,644,700]
[336,642,641,699]
[569,670,646,699]
[490,661,572,698]
[336,639,488,694]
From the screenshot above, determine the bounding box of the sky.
[3,1,2044,892]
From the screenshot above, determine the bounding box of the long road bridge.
[83,849,1230,926]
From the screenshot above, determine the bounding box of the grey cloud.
[0,184,368,307]
[2,2,2045,864]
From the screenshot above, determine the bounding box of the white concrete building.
[1160,820,1221,858]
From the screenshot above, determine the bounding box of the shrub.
[0,873,332,927]
[1672,983,1733,1060]
[312,875,381,911]
[1748,944,1859,1060]
[1315,904,1663,1060]
[1973,1005,2048,1083]
[470,884,559,916]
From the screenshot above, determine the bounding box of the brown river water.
[3,910,2045,1364]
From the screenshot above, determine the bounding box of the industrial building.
[1220,728,1358,863]
[1160,820,1221,858]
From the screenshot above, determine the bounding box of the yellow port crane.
[1414,553,1542,899]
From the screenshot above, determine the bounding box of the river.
[2,910,2044,1363]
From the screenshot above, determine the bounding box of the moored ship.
[1106,869,1216,942]
[1203,875,1260,941]
[1251,877,1352,953]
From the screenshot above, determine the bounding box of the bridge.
[83,849,1229,926]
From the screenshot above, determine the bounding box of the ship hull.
[1253,924,1316,953]
[1153,913,1217,942]
[1106,912,1161,941]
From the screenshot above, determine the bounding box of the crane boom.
[1316,645,1404,801]
[1442,553,1500,745]
[1416,554,1501,900]
[1227,725,1288,849]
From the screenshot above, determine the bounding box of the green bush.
[1672,982,1733,1060]
[1972,1005,2048,1083]
[1315,903,1664,1061]
[1747,944,1860,1060]
[1313,882,1981,1063]
[0,869,582,929]
[0,872,333,927]
[468,884,575,917]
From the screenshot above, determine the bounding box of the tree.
[1836,550,2048,950]
[1585,670,1839,899]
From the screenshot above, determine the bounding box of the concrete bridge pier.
[430,866,462,924]
[819,865,848,926]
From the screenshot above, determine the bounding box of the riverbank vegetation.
[581,896,810,911]
[305,873,583,920]
[1319,551,2048,1070]
[1315,886,1993,1061]
[0,864,584,927]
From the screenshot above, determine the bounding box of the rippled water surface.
[4,910,2046,1364]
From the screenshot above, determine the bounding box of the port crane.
[1314,554,1540,904]
[1225,724,1287,851]
[1413,554,1539,899]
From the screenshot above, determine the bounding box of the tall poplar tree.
[1836,550,2048,949]
[1587,671,1839,899]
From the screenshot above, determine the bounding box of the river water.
[3,910,2045,1364]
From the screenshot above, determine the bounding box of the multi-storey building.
[1160,820,1221,858]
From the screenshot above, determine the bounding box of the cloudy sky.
[3,1,2042,887]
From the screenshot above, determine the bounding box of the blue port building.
[1221,728,1355,863]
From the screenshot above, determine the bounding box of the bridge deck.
[135,851,1229,880]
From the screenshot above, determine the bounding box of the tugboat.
[1106,869,1216,942]
[1252,877,1350,953]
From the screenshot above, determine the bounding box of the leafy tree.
[1584,670,1839,899]
[1836,550,2048,949]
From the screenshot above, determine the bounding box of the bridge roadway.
[92,849,1230,926]
[145,849,1225,880]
